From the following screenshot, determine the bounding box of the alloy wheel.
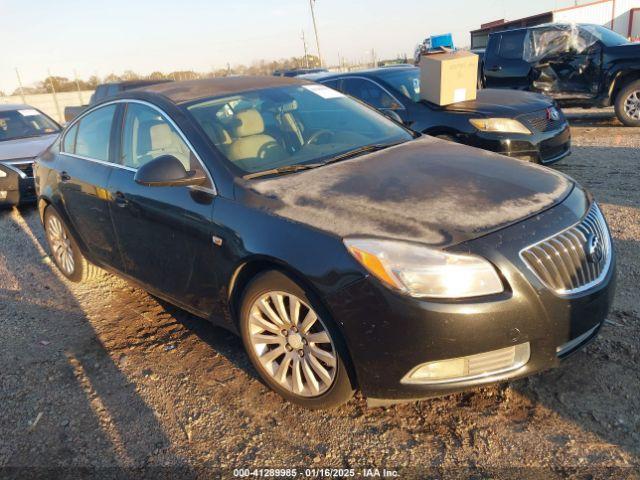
[248,291,337,397]
[47,215,75,275]
[624,90,640,120]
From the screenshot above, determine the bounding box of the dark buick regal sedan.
[34,77,615,408]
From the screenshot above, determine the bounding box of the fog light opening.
[402,342,530,385]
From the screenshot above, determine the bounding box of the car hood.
[441,89,552,117]
[244,136,573,248]
[0,134,59,162]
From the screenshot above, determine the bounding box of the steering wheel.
[305,129,334,146]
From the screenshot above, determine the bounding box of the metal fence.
[0,90,94,124]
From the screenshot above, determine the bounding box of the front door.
[57,104,123,269]
[107,101,218,314]
[483,30,532,90]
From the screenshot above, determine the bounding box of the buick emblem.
[547,107,560,121]
[585,233,603,264]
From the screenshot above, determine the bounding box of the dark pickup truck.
[478,23,640,126]
[63,79,172,122]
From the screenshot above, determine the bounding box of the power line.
[309,0,323,67]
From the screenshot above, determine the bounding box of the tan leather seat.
[226,109,282,163]
[149,123,191,170]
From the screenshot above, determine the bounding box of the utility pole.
[14,68,26,103]
[73,69,83,104]
[47,68,62,123]
[301,30,310,69]
[309,0,323,67]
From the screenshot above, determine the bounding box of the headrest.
[233,110,264,137]
[149,123,175,150]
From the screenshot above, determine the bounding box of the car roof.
[301,66,417,82]
[0,103,34,112]
[490,22,596,36]
[137,76,312,104]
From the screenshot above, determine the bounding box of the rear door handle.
[60,171,71,182]
[113,191,128,208]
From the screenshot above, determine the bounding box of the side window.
[74,104,116,161]
[498,31,526,60]
[62,123,78,153]
[121,103,209,184]
[106,85,120,98]
[341,78,397,109]
[320,79,340,90]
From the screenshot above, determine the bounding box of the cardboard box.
[419,50,478,106]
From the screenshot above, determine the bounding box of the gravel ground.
[0,109,638,478]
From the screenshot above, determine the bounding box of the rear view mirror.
[134,155,206,187]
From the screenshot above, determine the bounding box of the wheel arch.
[611,70,640,104]
[227,256,359,386]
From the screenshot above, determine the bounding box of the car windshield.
[187,84,413,175]
[376,69,421,103]
[0,108,60,142]
[581,24,630,47]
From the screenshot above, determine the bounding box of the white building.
[471,0,640,49]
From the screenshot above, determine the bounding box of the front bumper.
[0,161,36,206]
[325,196,615,402]
[465,123,572,165]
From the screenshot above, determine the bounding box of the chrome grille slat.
[520,203,612,295]
[548,237,575,289]
[563,230,587,286]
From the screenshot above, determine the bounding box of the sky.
[0,0,586,94]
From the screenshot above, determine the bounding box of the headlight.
[0,169,6,178]
[469,118,531,134]
[344,238,504,299]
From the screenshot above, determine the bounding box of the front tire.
[43,207,102,283]
[614,80,640,127]
[239,271,355,409]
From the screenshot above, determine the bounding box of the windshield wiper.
[321,141,406,166]
[242,141,408,180]
[243,162,324,180]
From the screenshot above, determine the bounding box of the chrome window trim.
[518,202,613,296]
[1,162,29,179]
[321,76,406,111]
[60,99,217,195]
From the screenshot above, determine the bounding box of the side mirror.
[134,155,206,187]
[382,109,403,124]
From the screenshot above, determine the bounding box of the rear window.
[498,31,526,59]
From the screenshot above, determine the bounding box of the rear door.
[483,30,532,89]
[107,101,218,314]
[57,104,124,270]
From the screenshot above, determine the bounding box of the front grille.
[520,203,612,295]
[540,142,570,162]
[519,109,565,132]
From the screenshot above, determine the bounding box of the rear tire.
[614,80,640,127]
[239,270,355,409]
[43,207,102,283]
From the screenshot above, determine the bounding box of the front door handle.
[60,171,71,182]
[113,191,128,208]
[488,65,502,72]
